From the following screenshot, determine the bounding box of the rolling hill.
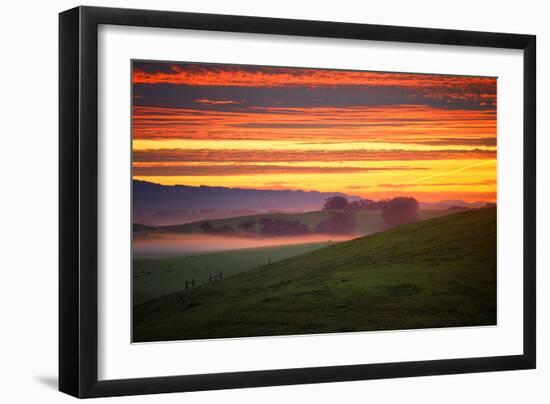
[133,208,496,342]
[133,180,360,226]
[138,208,453,236]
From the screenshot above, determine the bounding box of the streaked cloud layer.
[133,148,495,163]
[132,61,497,202]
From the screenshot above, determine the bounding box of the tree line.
[323,195,419,228]
[323,196,383,211]
[199,212,358,237]
[199,196,422,238]
[197,196,494,239]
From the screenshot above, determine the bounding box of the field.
[133,241,332,306]
[133,208,497,342]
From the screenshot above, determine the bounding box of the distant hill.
[134,208,497,342]
[133,223,154,232]
[420,199,492,210]
[144,209,452,236]
[133,180,360,226]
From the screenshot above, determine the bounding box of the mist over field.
[133,232,354,257]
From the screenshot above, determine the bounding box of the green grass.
[133,241,333,306]
[133,208,496,342]
[151,209,452,236]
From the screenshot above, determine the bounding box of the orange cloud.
[133,148,495,163]
[376,179,496,189]
[133,64,496,94]
[194,99,243,105]
[132,163,425,176]
[132,105,496,142]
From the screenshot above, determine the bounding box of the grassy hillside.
[133,223,154,232]
[148,209,452,236]
[133,208,496,342]
[133,241,333,306]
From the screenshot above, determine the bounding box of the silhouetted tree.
[200,221,235,235]
[323,196,349,210]
[259,218,311,237]
[200,221,213,233]
[259,218,273,229]
[315,212,357,234]
[348,198,381,210]
[216,225,235,235]
[380,197,419,228]
[238,220,256,233]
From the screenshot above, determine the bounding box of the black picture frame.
[59,6,536,398]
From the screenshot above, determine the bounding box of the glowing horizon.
[132,61,497,203]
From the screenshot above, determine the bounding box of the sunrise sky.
[132,61,497,203]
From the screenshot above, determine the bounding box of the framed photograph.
[59,6,536,398]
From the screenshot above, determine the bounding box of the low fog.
[133,233,355,258]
